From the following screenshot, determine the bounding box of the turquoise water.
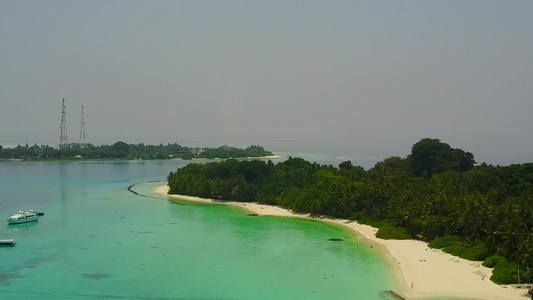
[0,161,463,299]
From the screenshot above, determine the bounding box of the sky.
[1,0,532,166]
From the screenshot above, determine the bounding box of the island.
[163,138,533,300]
[0,143,274,161]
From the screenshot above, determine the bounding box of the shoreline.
[154,185,529,300]
[191,155,281,160]
[4,155,282,163]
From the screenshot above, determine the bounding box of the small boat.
[0,239,16,246]
[7,210,40,225]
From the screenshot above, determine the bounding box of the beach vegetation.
[428,237,489,260]
[167,138,533,285]
[356,217,392,228]
[483,255,507,268]
[459,243,489,261]
[443,242,468,256]
[482,255,531,285]
[375,226,411,240]
[490,259,520,285]
[428,236,462,249]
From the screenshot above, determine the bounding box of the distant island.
[0,142,274,161]
[167,138,533,286]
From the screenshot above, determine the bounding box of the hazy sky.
[1,0,532,165]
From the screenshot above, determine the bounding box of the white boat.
[7,210,40,224]
[0,239,16,246]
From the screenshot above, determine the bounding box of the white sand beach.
[155,185,530,300]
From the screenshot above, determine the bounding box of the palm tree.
[515,230,533,284]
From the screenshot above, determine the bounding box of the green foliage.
[198,145,273,159]
[338,161,353,169]
[373,156,410,173]
[428,236,462,249]
[443,242,468,256]
[355,216,411,239]
[348,211,365,221]
[358,218,392,228]
[483,255,507,268]
[491,260,519,285]
[409,215,442,240]
[459,243,488,261]
[276,186,330,214]
[376,226,411,240]
[314,170,345,183]
[428,238,488,261]
[181,151,194,160]
[408,138,475,178]
[256,192,277,205]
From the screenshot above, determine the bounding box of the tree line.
[0,143,273,161]
[167,138,533,285]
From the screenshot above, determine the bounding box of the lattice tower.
[59,98,68,149]
[79,105,86,146]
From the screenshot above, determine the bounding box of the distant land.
[0,142,274,161]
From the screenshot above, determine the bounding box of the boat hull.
[7,217,39,224]
[0,239,16,246]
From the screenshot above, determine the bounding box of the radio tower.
[79,105,86,147]
[59,98,68,149]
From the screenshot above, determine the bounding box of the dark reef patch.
[81,273,111,280]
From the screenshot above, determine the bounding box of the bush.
[376,226,412,240]
[459,243,488,261]
[351,217,411,239]
[443,242,468,256]
[354,216,391,228]
[491,260,518,285]
[348,211,364,221]
[428,236,462,249]
[256,192,276,205]
[483,255,507,268]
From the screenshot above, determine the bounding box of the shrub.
[443,242,468,256]
[366,219,392,228]
[428,236,462,249]
[483,255,507,268]
[459,243,489,261]
[376,226,412,240]
[348,211,364,221]
[490,260,518,285]
[355,217,392,228]
[256,192,276,205]
[352,217,411,240]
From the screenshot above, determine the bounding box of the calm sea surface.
[0,157,464,300]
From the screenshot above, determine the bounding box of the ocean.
[0,157,463,300]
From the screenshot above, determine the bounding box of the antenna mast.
[79,105,86,146]
[59,98,68,149]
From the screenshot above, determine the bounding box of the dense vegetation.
[167,138,533,285]
[0,143,272,161]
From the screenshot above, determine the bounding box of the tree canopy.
[408,138,475,177]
